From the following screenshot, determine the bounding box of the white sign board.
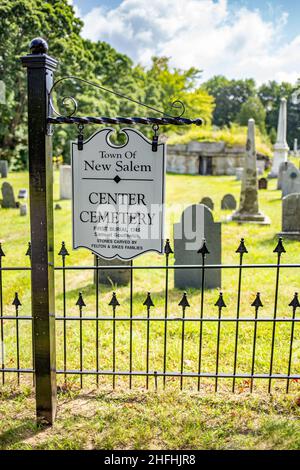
[71,128,165,260]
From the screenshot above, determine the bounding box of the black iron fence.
[1,237,300,394]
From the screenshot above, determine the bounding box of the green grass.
[1,169,300,395]
[0,385,300,449]
[1,168,300,449]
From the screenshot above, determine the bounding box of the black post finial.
[29,37,48,55]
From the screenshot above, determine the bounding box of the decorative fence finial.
[164,239,173,255]
[29,37,48,55]
[143,292,154,308]
[273,237,286,254]
[0,243,5,258]
[58,241,69,258]
[236,238,248,254]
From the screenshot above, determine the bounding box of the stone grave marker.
[93,255,131,285]
[18,188,28,199]
[230,119,270,224]
[60,165,72,200]
[1,182,16,208]
[258,177,268,190]
[20,203,28,216]
[199,196,214,210]
[269,97,289,178]
[174,204,221,289]
[221,194,236,210]
[279,193,300,239]
[281,163,300,197]
[0,160,8,178]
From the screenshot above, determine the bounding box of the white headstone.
[60,165,72,200]
[269,98,289,178]
[20,203,28,216]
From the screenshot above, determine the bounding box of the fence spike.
[12,292,22,307]
[251,292,263,308]
[236,237,248,254]
[197,238,210,255]
[178,292,190,308]
[0,242,5,257]
[58,241,69,257]
[164,239,173,255]
[25,241,31,258]
[289,292,300,309]
[273,237,286,254]
[109,292,120,307]
[143,292,154,308]
[76,292,86,308]
[215,292,226,309]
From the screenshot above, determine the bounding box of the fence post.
[21,38,58,424]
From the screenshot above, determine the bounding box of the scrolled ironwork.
[48,75,202,124]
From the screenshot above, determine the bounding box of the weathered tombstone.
[174,204,221,289]
[221,194,236,210]
[230,119,270,224]
[18,188,28,199]
[59,165,72,200]
[281,163,300,197]
[278,161,294,190]
[199,196,214,210]
[269,97,289,179]
[93,255,131,285]
[20,203,28,216]
[279,193,300,239]
[258,177,268,190]
[1,182,16,208]
[235,167,243,181]
[0,160,8,178]
[294,138,298,156]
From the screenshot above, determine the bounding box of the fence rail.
[0,238,300,394]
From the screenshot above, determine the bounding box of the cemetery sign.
[72,128,165,259]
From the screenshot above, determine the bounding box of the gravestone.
[235,167,243,181]
[199,196,214,210]
[258,177,268,190]
[18,188,28,199]
[1,182,16,208]
[0,160,8,178]
[221,194,236,210]
[174,204,221,289]
[279,193,300,239]
[294,138,298,156]
[269,97,289,178]
[93,255,131,285]
[230,119,270,224]
[281,163,300,197]
[59,165,72,200]
[20,203,28,216]
[277,161,294,190]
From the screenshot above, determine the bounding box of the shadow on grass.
[0,419,44,450]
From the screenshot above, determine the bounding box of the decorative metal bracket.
[47,75,203,128]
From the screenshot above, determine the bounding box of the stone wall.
[167,141,268,175]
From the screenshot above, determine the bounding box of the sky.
[72,0,300,84]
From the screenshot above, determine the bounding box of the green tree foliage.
[0,0,92,165]
[203,75,256,127]
[258,81,300,148]
[0,0,214,167]
[237,96,266,133]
